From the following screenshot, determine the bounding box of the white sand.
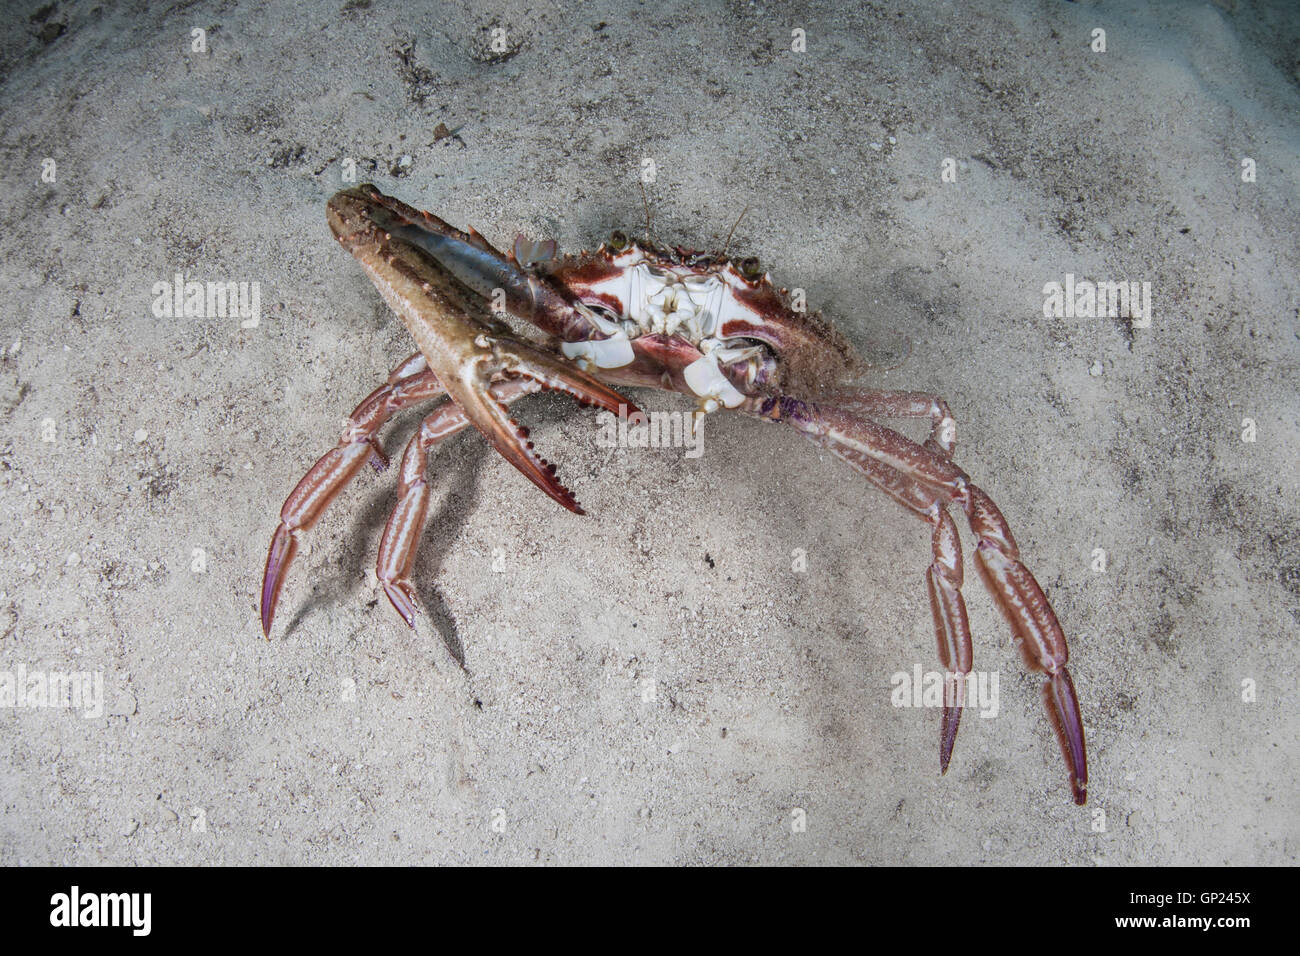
[0,0,1296,863]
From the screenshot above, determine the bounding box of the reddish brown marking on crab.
[261,184,1088,806]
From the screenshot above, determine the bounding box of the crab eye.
[739,256,762,280]
[608,230,629,252]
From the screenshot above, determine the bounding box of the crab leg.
[819,388,958,457]
[746,394,1087,804]
[817,391,973,772]
[376,377,541,626]
[327,186,639,515]
[261,353,444,637]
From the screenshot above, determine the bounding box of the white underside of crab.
[682,346,747,410]
[560,246,765,409]
[559,306,636,369]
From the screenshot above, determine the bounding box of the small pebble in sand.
[66,552,80,567]
[1089,360,1104,376]
[133,428,148,443]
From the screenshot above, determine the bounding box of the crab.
[260,184,1088,805]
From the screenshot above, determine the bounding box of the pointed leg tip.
[261,527,298,641]
[939,703,962,775]
[1044,669,1088,807]
[382,581,419,628]
[260,582,283,638]
[260,587,277,639]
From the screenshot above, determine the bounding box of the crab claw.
[442,337,639,515]
[327,184,639,513]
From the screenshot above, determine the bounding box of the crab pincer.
[436,333,633,515]
[326,185,637,514]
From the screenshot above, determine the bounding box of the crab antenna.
[719,206,751,260]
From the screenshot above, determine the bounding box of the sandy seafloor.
[0,0,1296,866]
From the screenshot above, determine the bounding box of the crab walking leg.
[261,353,444,637]
[376,377,542,626]
[817,389,971,765]
[746,395,1087,804]
[811,439,974,770]
[819,389,958,457]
